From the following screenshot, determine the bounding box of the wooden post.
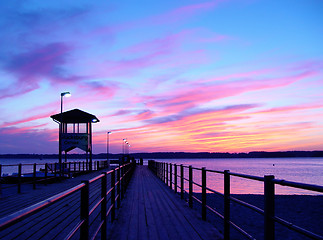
[111,169,116,222]
[54,163,57,179]
[117,167,121,208]
[33,163,36,189]
[170,163,172,189]
[166,163,168,185]
[121,166,124,200]
[264,175,275,240]
[202,167,206,220]
[180,164,184,199]
[224,170,230,239]
[68,162,71,178]
[18,164,22,193]
[189,165,193,208]
[101,172,107,240]
[162,162,165,182]
[80,180,89,240]
[45,163,48,185]
[174,164,177,194]
[0,164,2,197]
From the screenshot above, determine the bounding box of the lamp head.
[61,92,71,97]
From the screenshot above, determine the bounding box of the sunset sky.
[0,0,322,154]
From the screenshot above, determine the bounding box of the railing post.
[117,167,121,208]
[162,162,165,182]
[68,162,71,178]
[166,163,168,185]
[170,163,172,189]
[189,165,193,208]
[45,163,48,185]
[264,175,275,240]
[18,164,22,193]
[121,166,124,199]
[180,164,184,199]
[80,180,89,240]
[174,164,177,194]
[111,169,116,222]
[54,163,57,179]
[33,163,36,189]
[202,167,206,220]
[101,172,107,240]
[224,170,230,239]
[0,164,2,198]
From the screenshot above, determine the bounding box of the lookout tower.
[50,108,100,172]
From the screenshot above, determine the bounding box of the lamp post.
[122,139,126,155]
[107,131,111,165]
[59,92,71,175]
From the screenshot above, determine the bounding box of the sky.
[0,0,322,154]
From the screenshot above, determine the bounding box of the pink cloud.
[0,112,56,128]
[141,70,318,114]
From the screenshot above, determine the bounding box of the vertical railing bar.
[45,163,48,185]
[181,164,184,199]
[189,165,193,208]
[80,180,89,240]
[33,163,36,190]
[202,167,206,220]
[170,163,172,189]
[111,169,115,222]
[166,163,168,186]
[174,164,177,194]
[224,170,230,239]
[101,172,107,240]
[117,167,121,208]
[18,164,22,193]
[264,175,275,240]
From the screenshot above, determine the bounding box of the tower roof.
[50,109,100,123]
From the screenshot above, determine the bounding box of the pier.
[0,160,322,240]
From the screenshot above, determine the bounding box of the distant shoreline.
[1,151,323,159]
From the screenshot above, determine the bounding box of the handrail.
[0,182,85,230]
[0,160,110,198]
[0,160,137,240]
[148,160,323,240]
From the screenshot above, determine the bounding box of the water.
[150,158,323,195]
[1,157,322,194]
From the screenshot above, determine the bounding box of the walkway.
[108,166,223,240]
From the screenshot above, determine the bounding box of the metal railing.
[148,160,323,240]
[0,161,136,240]
[0,160,109,198]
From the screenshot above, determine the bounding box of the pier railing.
[148,160,323,240]
[0,161,136,240]
[0,160,108,198]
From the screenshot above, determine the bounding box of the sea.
[1,157,322,195]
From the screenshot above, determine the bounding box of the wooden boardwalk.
[108,166,223,240]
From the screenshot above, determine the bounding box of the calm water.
[151,158,323,195]
[1,158,322,195]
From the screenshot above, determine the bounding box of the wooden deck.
[108,166,223,240]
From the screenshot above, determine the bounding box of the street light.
[107,131,111,164]
[59,91,71,175]
[122,139,126,155]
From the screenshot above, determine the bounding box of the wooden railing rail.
[148,160,323,240]
[0,161,136,240]
[0,160,109,198]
